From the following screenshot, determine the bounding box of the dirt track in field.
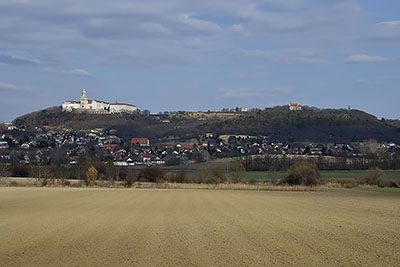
[0,188,399,266]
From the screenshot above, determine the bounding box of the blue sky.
[0,0,399,122]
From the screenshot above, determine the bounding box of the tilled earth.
[0,187,399,266]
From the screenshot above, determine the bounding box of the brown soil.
[0,188,399,266]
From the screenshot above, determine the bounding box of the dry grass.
[132,182,329,192]
[2,178,397,193]
[0,187,399,266]
[0,178,328,191]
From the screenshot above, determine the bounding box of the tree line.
[243,154,400,171]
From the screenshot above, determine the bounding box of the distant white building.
[289,104,302,111]
[233,107,248,112]
[62,89,137,114]
[0,141,9,149]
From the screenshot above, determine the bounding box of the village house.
[131,138,150,146]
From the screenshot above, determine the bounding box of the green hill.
[12,106,400,143]
[200,106,400,143]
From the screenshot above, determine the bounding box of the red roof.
[104,144,118,150]
[131,138,149,145]
[94,100,109,104]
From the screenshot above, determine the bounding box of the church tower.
[80,89,88,108]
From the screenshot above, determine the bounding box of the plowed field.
[0,187,399,266]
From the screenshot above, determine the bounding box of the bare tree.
[358,139,388,158]
[0,164,10,177]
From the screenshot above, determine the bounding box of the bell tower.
[80,89,88,108]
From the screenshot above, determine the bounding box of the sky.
[0,0,399,122]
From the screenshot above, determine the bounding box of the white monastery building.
[62,89,137,114]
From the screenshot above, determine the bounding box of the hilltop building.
[62,89,137,114]
[234,107,248,112]
[289,104,302,111]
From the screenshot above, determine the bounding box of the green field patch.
[353,187,400,195]
[168,169,400,182]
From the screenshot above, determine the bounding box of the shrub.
[203,176,221,184]
[10,165,31,177]
[211,166,226,183]
[362,168,390,187]
[248,178,257,185]
[229,175,242,184]
[282,162,322,186]
[229,161,245,183]
[331,178,360,188]
[139,166,165,183]
[125,172,138,187]
[85,166,98,185]
[41,178,48,187]
[0,164,10,177]
[193,166,227,184]
[168,169,187,183]
[230,161,246,172]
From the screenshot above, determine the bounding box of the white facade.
[62,89,137,114]
[110,103,138,114]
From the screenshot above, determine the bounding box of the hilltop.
[12,106,400,143]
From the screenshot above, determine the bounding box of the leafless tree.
[0,164,10,177]
[358,139,388,158]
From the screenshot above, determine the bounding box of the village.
[1,121,399,168]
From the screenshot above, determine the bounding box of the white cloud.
[0,82,32,92]
[356,79,371,83]
[346,54,392,63]
[139,22,172,34]
[230,24,244,32]
[41,68,91,76]
[376,21,400,27]
[68,69,91,76]
[364,21,400,42]
[238,49,326,64]
[229,24,249,35]
[0,55,40,66]
[178,14,222,34]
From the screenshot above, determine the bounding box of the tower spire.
[81,89,88,102]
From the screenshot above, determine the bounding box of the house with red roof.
[289,104,302,111]
[131,138,150,146]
